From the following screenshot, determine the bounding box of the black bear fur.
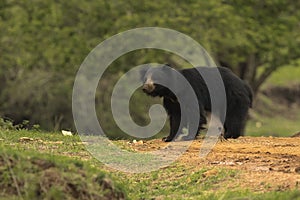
[141,65,253,142]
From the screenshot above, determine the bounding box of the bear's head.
[140,64,175,98]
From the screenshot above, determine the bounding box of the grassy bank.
[1,130,299,199]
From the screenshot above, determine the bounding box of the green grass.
[0,140,126,199]
[245,92,300,137]
[261,60,300,88]
[246,113,300,137]
[205,190,300,200]
[121,167,240,199]
[0,129,90,160]
[1,130,300,199]
[246,62,300,137]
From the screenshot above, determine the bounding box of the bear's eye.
[144,74,154,84]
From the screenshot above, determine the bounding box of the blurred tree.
[0,0,299,134]
[210,0,300,94]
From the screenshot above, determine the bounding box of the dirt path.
[130,136,300,192]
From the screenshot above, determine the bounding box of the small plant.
[0,118,16,130]
[0,118,41,131]
[14,120,30,130]
[32,124,41,132]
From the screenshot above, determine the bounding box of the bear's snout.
[142,83,155,93]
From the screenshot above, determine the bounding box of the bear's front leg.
[162,97,181,142]
[163,113,181,142]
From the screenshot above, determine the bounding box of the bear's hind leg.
[224,107,248,139]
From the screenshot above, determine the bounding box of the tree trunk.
[252,65,275,94]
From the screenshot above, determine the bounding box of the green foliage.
[0,0,299,135]
[0,118,15,130]
[0,117,40,131]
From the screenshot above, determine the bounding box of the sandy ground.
[129,136,300,192]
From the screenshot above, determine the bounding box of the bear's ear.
[139,66,150,81]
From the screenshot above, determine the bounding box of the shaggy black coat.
[141,65,253,142]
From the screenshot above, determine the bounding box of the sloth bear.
[141,65,252,142]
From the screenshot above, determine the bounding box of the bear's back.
[180,66,252,109]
